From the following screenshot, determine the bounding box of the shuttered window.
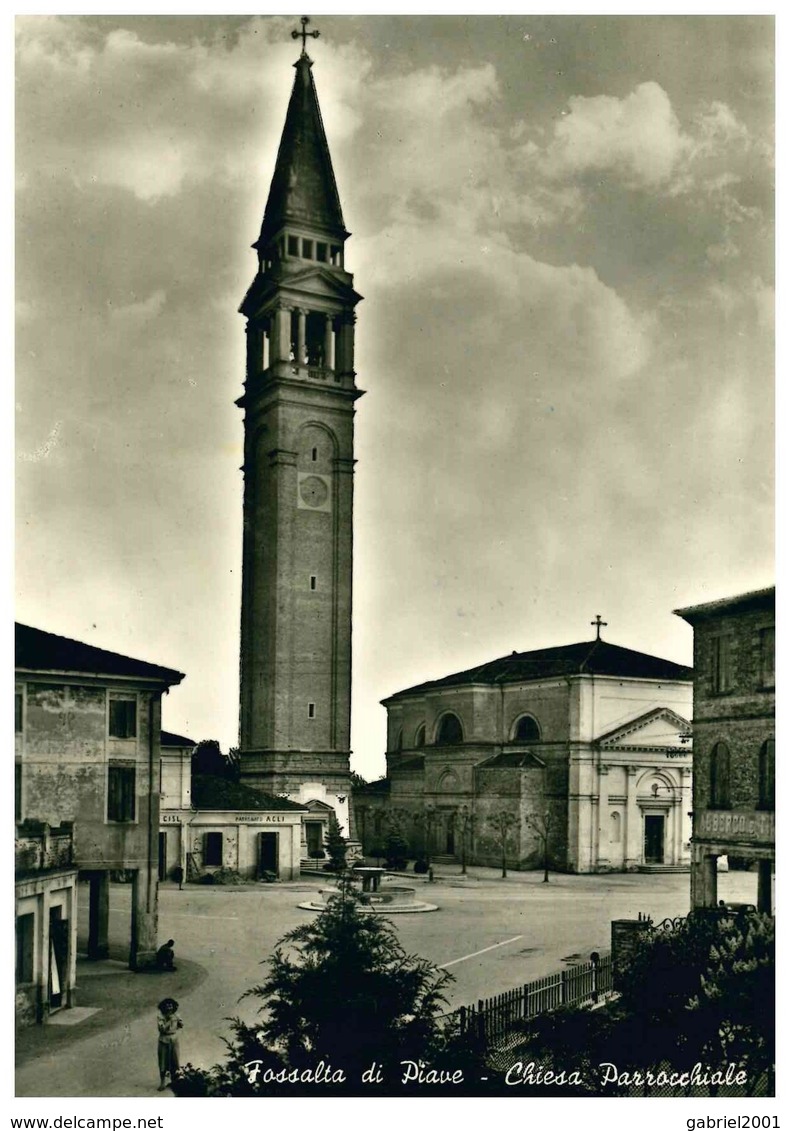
[710,743,731,808]
[109,698,137,739]
[758,739,775,810]
[108,764,136,821]
[16,913,34,984]
[760,627,775,688]
[711,637,732,694]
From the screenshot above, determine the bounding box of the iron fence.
[456,952,612,1046]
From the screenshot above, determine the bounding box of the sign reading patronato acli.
[233,814,289,823]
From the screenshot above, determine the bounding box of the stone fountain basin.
[319,885,417,906]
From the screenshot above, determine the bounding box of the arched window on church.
[758,739,774,810]
[710,742,731,808]
[414,723,426,748]
[610,812,621,843]
[436,712,463,746]
[512,714,541,742]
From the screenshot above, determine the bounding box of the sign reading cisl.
[161,814,181,824]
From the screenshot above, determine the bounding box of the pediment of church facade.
[597,707,691,750]
[281,267,362,303]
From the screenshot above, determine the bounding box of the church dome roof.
[383,639,693,703]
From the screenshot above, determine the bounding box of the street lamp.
[424,804,435,872]
[541,810,551,883]
[458,804,470,875]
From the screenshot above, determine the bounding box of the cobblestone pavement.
[15,868,763,1098]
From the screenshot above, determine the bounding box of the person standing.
[157,997,183,1091]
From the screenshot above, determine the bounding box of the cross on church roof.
[591,614,608,640]
[292,16,320,56]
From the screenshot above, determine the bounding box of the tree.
[526,809,553,882]
[488,811,518,878]
[384,823,409,870]
[503,912,775,1097]
[688,912,775,1093]
[618,910,775,1090]
[192,739,237,780]
[457,805,471,874]
[173,875,461,1094]
[324,812,348,873]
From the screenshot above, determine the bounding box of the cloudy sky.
[15,14,774,779]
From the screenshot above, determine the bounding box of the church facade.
[236,41,362,844]
[354,637,694,873]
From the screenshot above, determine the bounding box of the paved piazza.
[16,868,764,1098]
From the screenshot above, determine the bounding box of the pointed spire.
[258,53,346,246]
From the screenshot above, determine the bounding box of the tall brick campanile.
[237,42,362,846]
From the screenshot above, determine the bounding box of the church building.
[354,629,694,873]
[236,25,361,849]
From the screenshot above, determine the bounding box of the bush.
[200,867,244,886]
[366,844,385,861]
[309,849,326,860]
[325,813,348,873]
[413,858,429,874]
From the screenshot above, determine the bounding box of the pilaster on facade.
[623,765,640,867]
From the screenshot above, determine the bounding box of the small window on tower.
[310,575,317,591]
[317,242,328,262]
[303,239,314,259]
[311,447,318,461]
[288,235,299,257]
[308,702,316,719]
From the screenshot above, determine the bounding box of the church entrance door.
[643,814,665,864]
[305,821,323,857]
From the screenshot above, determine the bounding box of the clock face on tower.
[297,473,330,510]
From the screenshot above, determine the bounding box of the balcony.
[15,821,75,878]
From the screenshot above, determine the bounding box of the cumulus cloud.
[537,82,689,187]
[15,16,773,769]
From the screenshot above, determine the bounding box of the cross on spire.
[591,614,607,640]
[292,16,320,56]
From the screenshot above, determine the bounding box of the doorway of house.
[158,832,167,881]
[259,832,278,875]
[49,907,68,1012]
[643,814,666,864]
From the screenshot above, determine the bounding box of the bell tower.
[237,31,362,837]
